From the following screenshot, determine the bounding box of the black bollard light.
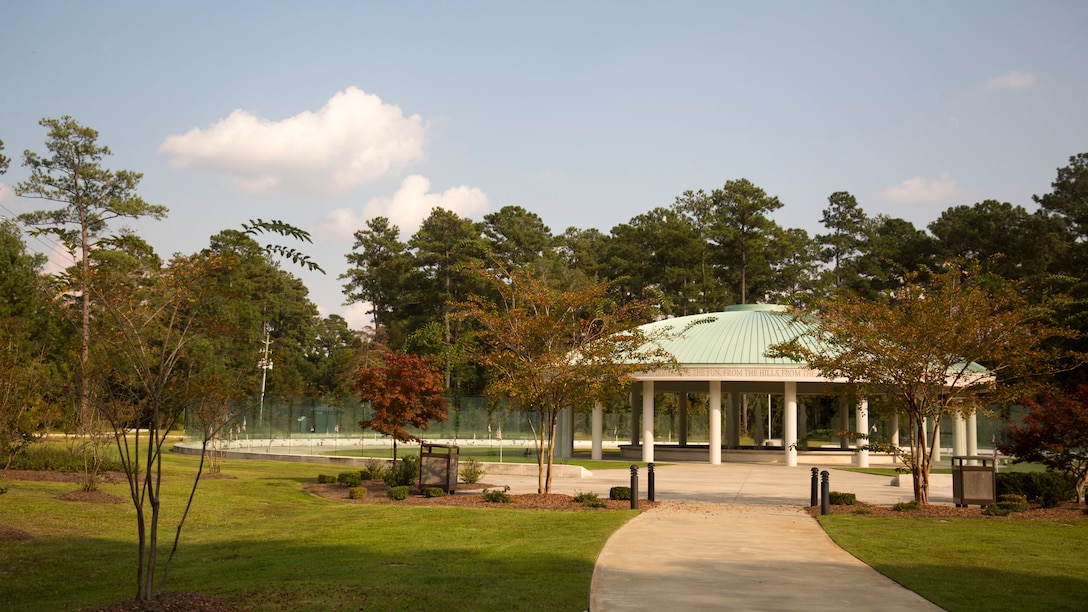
[630,464,639,510]
[647,462,655,502]
[820,470,830,515]
[810,467,819,507]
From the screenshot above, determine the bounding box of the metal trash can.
[420,443,460,493]
[952,455,996,508]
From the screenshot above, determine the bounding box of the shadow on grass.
[866,561,1088,612]
[3,525,600,611]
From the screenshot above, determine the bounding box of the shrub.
[387,486,410,501]
[337,471,362,487]
[893,500,920,512]
[573,491,598,503]
[358,467,371,480]
[383,455,420,488]
[997,472,1076,508]
[609,486,632,501]
[997,493,1029,513]
[423,487,446,498]
[363,458,387,481]
[573,491,606,508]
[317,474,337,484]
[829,491,856,505]
[459,457,486,484]
[348,487,367,499]
[482,486,512,503]
[983,503,1013,516]
[996,472,1027,497]
[852,506,873,515]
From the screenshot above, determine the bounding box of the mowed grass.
[0,452,636,611]
[819,514,1088,611]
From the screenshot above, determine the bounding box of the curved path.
[482,463,948,611]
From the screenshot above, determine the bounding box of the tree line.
[343,155,1088,394]
[3,119,1088,498]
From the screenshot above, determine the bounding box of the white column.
[678,393,688,446]
[785,381,797,467]
[709,381,722,465]
[889,412,900,447]
[642,380,655,463]
[591,402,603,461]
[953,412,967,459]
[967,412,979,465]
[855,398,869,468]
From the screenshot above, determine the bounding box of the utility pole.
[258,322,273,427]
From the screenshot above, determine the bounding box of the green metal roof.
[639,304,814,366]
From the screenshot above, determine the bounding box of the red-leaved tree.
[356,352,448,461]
[999,386,1088,504]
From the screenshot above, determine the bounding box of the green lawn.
[819,515,1088,611]
[0,452,635,611]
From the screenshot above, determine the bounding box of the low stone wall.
[170,443,590,478]
[617,444,906,466]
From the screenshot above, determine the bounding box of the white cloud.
[985,70,1036,91]
[316,174,489,240]
[159,87,426,196]
[341,302,373,331]
[877,172,959,203]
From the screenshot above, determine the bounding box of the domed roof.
[639,304,815,366]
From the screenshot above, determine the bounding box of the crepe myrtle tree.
[771,261,1081,505]
[456,262,676,494]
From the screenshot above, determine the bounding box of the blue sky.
[2,1,1086,328]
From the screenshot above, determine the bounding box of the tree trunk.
[544,409,559,494]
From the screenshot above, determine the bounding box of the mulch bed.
[304,479,657,511]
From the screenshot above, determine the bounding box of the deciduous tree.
[457,263,675,493]
[356,351,448,461]
[89,248,245,601]
[772,262,1081,504]
[999,386,1088,503]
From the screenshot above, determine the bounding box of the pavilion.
[585,304,984,466]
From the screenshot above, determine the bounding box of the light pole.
[257,323,273,429]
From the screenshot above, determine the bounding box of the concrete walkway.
[482,463,947,611]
